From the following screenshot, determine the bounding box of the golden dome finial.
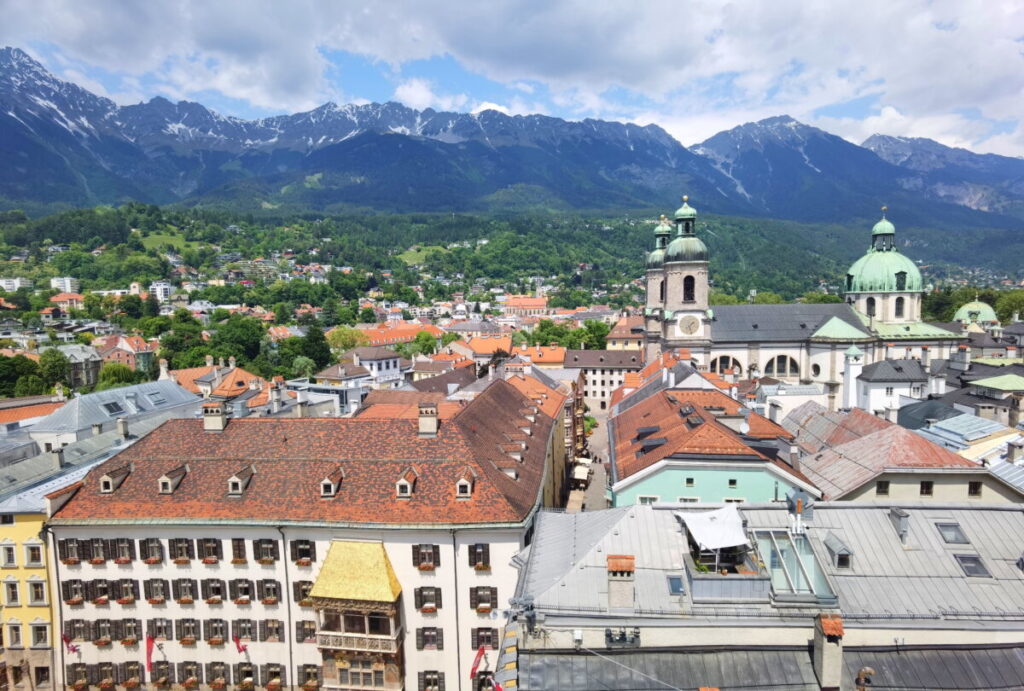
[881,205,888,216]
[660,214,667,221]
[682,194,689,203]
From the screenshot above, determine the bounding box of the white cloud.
[472,101,511,115]
[1,0,1022,153]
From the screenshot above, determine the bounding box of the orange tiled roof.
[506,374,568,420]
[505,295,548,309]
[49,379,554,526]
[0,349,39,362]
[0,400,64,424]
[512,345,567,365]
[465,335,513,356]
[50,292,84,303]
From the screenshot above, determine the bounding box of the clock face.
[677,315,700,336]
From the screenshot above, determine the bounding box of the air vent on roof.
[685,416,705,429]
[752,323,758,329]
[679,405,695,416]
[635,426,660,441]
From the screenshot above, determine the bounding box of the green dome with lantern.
[954,299,998,324]
[845,208,923,293]
[665,196,707,262]
[674,196,697,220]
[647,215,673,268]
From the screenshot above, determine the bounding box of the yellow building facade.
[1,510,54,691]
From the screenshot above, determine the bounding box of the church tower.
[844,208,923,324]
[644,215,672,357]
[662,196,710,347]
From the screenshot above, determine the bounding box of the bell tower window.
[895,296,905,318]
[683,276,695,303]
[659,280,665,303]
[866,297,876,317]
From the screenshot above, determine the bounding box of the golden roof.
[309,541,402,602]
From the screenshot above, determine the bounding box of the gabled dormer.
[320,467,345,499]
[396,467,418,499]
[158,465,189,494]
[227,465,256,496]
[99,463,133,494]
[456,467,477,499]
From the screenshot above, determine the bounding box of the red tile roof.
[512,345,567,365]
[51,379,554,526]
[0,400,65,424]
[820,614,844,638]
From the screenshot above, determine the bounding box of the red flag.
[145,635,155,672]
[469,645,486,679]
[61,632,80,654]
[492,681,503,691]
[233,635,248,654]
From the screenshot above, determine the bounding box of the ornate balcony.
[316,626,403,653]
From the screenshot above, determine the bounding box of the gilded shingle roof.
[310,541,401,602]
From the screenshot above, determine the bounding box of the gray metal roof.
[710,303,870,343]
[858,358,928,383]
[0,461,99,513]
[914,414,1013,451]
[991,462,1024,494]
[897,399,963,430]
[518,648,820,691]
[841,645,1024,690]
[30,380,200,433]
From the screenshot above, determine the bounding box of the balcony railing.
[316,627,402,653]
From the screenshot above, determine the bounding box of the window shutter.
[277,667,286,686]
[483,544,490,566]
[172,579,182,600]
[112,620,124,641]
[252,539,260,559]
[295,620,304,643]
[58,539,68,560]
[114,663,125,684]
[289,541,298,561]
[176,620,186,641]
[128,579,140,599]
[61,580,71,601]
[229,580,239,601]
[215,540,223,559]
[203,620,212,640]
[231,620,241,640]
[105,538,117,560]
[259,620,267,642]
[271,540,279,560]
[292,582,301,602]
[469,587,479,609]
[438,672,445,691]
[414,588,423,609]
[437,628,444,650]
[416,628,424,650]
[490,628,499,649]
[153,539,164,561]
[418,672,425,691]
[256,580,265,600]
[433,544,441,567]
[66,666,76,684]
[147,620,156,638]
[309,541,316,561]
[126,539,136,560]
[143,579,153,600]
[80,539,93,560]
[436,587,442,609]
[233,539,245,560]
[84,580,96,601]
[233,665,241,686]
[468,546,476,567]
[186,539,195,559]
[492,586,498,607]
[205,664,215,684]
[88,664,101,685]
[412,544,421,566]
[200,580,210,600]
[471,629,479,650]
[259,665,268,687]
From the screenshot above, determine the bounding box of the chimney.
[812,614,844,691]
[219,357,226,367]
[228,356,237,369]
[921,345,930,368]
[270,383,283,414]
[295,400,309,419]
[205,354,214,367]
[1008,440,1022,464]
[92,422,103,437]
[607,555,635,610]
[950,344,971,372]
[889,507,909,545]
[924,418,937,429]
[418,402,439,438]
[116,418,129,439]
[884,406,898,423]
[789,444,801,470]
[50,447,66,472]
[203,402,228,432]
[158,358,169,379]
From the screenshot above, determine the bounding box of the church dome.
[674,196,697,220]
[665,235,708,262]
[646,247,666,269]
[647,216,673,268]
[845,209,922,293]
[954,299,998,324]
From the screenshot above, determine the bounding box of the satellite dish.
[739,422,750,435]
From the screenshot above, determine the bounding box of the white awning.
[675,505,749,550]
[572,465,590,481]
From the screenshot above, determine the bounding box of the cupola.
[665,196,708,263]
[646,215,673,269]
[844,208,922,294]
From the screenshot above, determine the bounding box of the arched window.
[763,355,799,378]
[683,276,695,303]
[710,356,741,374]
[659,280,665,303]
[846,274,854,292]
[895,271,907,291]
[895,296,905,318]
[866,297,876,317]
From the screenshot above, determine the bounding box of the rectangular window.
[468,543,490,569]
[31,624,48,647]
[677,497,699,503]
[5,581,19,605]
[140,538,163,561]
[723,498,745,504]
[264,619,283,641]
[937,523,970,544]
[232,538,247,561]
[412,544,440,569]
[415,587,442,611]
[26,544,43,566]
[885,387,894,396]
[200,539,221,560]
[968,481,983,498]
[234,619,255,640]
[35,667,50,686]
[836,554,851,569]
[254,539,278,561]
[637,495,658,505]
[667,576,684,595]
[113,539,133,561]
[0,514,13,524]
[728,479,738,489]
[685,477,695,487]
[955,554,991,578]
[297,620,316,642]
[420,672,443,691]
[1,545,14,567]
[875,480,890,496]
[7,623,21,647]
[29,581,46,604]
[920,481,934,497]
[472,627,499,650]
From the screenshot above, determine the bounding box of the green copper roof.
[954,300,998,324]
[674,197,697,220]
[846,250,923,293]
[971,374,1024,391]
[665,235,708,262]
[872,321,961,339]
[812,316,872,341]
[972,357,1024,367]
[646,248,666,268]
[845,344,864,357]
[872,218,895,236]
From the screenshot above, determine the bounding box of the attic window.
[955,554,991,578]
[457,481,472,497]
[228,480,242,495]
[321,482,335,498]
[159,480,172,494]
[936,522,969,545]
[836,554,851,569]
[103,402,124,415]
[397,482,411,498]
[100,479,113,493]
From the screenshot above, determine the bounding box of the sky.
[2,0,1023,155]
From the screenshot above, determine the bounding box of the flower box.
[89,557,106,565]
[207,636,225,646]
[99,680,115,690]
[202,557,219,564]
[147,596,166,605]
[294,558,312,567]
[180,636,197,646]
[474,563,491,571]
[418,562,436,571]
[92,596,109,605]
[65,596,84,606]
[205,596,222,605]
[210,680,226,690]
[298,598,313,607]
[73,682,88,691]
[476,605,492,614]
[177,596,194,605]
[238,681,254,691]
[62,557,81,565]
[230,558,247,565]
[183,678,199,689]
[116,596,135,605]
[93,636,112,646]
[173,557,191,565]
[154,677,169,688]
[267,682,282,691]
[234,597,251,605]
[114,557,132,565]
[257,557,275,565]
[261,596,278,605]
[124,678,140,689]
[420,606,437,614]
[143,556,162,565]
[301,683,319,691]
[120,637,138,646]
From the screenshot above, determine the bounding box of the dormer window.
[457,481,471,497]
[397,482,411,498]
[397,468,417,498]
[321,482,335,498]
[320,467,343,499]
[158,465,188,494]
[100,479,113,493]
[229,480,242,495]
[159,480,172,494]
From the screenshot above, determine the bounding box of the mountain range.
[2,46,1024,234]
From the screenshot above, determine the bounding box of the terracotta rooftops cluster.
[50,379,554,527]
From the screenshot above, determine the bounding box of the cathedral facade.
[643,198,964,409]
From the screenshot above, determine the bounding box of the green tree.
[143,291,160,318]
[119,294,143,319]
[291,355,317,379]
[709,292,741,305]
[327,327,369,352]
[96,363,137,391]
[441,332,462,347]
[413,331,437,356]
[301,326,333,368]
[752,291,785,304]
[38,349,70,386]
[800,291,844,304]
[359,307,377,323]
[14,374,46,397]
[996,290,1024,323]
[578,320,611,350]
